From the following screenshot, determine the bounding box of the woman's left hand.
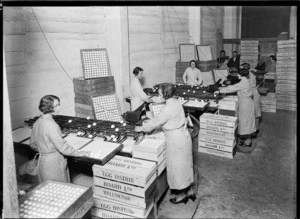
[135,126,143,132]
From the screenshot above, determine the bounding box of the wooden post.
[3,49,20,218]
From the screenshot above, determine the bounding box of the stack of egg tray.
[132,138,167,177]
[150,103,165,117]
[92,156,157,218]
[199,113,238,159]
[80,49,111,79]
[218,95,238,117]
[92,94,123,122]
[240,40,259,69]
[276,40,297,111]
[260,92,277,113]
[18,180,93,218]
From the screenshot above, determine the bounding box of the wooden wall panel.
[4,7,108,129]
[128,6,189,88]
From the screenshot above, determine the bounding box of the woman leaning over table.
[135,83,195,204]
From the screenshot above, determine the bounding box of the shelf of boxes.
[276,40,297,111]
[198,113,238,159]
[92,156,157,218]
[240,40,259,69]
[260,92,277,113]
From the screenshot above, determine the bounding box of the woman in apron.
[135,83,195,204]
[130,66,153,111]
[29,95,90,183]
[215,68,256,147]
[241,63,261,137]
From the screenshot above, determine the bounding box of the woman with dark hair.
[214,68,256,147]
[182,60,203,86]
[29,95,90,183]
[240,63,261,136]
[135,83,195,204]
[130,66,153,110]
[265,55,277,73]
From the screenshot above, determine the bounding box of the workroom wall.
[128,6,190,88]
[201,6,224,60]
[4,7,128,129]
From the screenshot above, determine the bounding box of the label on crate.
[218,103,237,111]
[93,197,153,218]
[91,207,135,219]
[260,99,277,106]
[93,174,156,198]
[200,123,237,134]
[199,128,236,140]
[198,135,236,147]
[276,102,297,108]
[201,113,238,122]
[198,146,235,159]
[200,118,237,128]
[199,140,235,152]
[92,157,157,187]
[276,75,297,80]
[93,187,150,208]
[276,80,297,85]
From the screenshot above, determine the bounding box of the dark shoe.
[188,194,197,202]
[169,196,189,204]
[251,132,257,138]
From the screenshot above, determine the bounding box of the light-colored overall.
[182,67,203,86]
[130,77,149,111]
[141,98,194,190]
[30,114,80,183]
[249,72,261,118]
[220,77,256,135]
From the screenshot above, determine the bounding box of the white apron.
[252,88,261,118]
[164,125,194,190]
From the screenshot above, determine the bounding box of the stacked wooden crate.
[275,40,297,111]
[260,92,277,113]
[73,76,115,119]
[133,134,167,177]
[218,95,238,117]
[92,156,157,218]
[198,113,237,159]
[240,40,259,69]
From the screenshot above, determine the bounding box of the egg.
[93,122,96,126]
[68,119,72,123]
[86,116,90,120]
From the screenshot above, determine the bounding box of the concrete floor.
[157,109,296,218]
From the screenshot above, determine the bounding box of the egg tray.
[18,180,92,218]
[80,49,111,79]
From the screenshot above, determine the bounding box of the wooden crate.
[73,76,115,96]
[179,44,196,62]
[75,103,95,119]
